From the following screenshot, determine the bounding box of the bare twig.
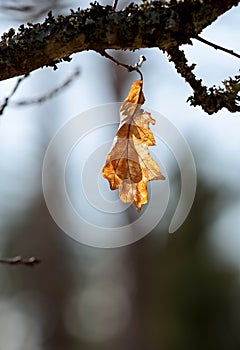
[0,74,28,116]
[112,0,119,10]
[99,50,145,80]
[99,50,136,71]
[0,256,41,267]
[196,35,240,59]
[135,55,146,68]
[12,68,80,106]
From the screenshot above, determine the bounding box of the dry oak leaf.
[102,80,165,211]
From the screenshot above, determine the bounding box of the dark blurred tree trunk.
[130,179,240,350]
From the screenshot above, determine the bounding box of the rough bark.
[0,0,239,113]
[0,0,238,81]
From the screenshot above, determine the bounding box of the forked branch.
[0,1,240,114]
[0,1,239,81]
[167,45,240,114]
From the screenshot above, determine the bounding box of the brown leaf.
[102,80,165,211]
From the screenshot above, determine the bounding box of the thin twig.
[196,35,240,59]
[12,68,80,106]
[99,50,136,72]
[99,50,145,80]
[0,256,41,267]
[0,74,28,115]
[112,0,119,10]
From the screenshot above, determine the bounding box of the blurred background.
[0,1,240,349]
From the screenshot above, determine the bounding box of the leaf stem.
[98,50,145,80]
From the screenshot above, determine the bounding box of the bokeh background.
[0,1,240,349]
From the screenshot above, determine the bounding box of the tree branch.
[12,68,80,106]
[0,256,41,266]
[0,74,28,115]
[0,1,239,81]
[167,45,240,114]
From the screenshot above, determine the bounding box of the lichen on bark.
[0,0,239,114]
